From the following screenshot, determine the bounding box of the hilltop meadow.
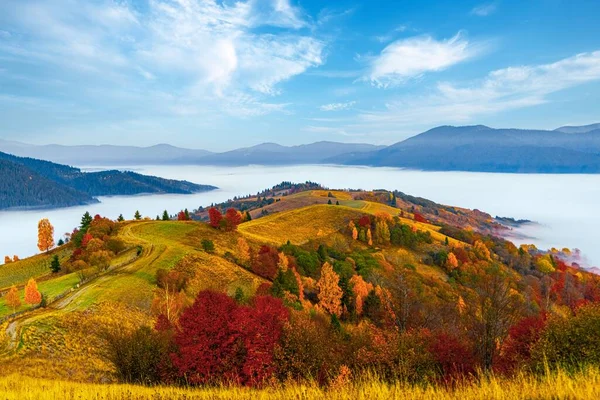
[1,182,599,399]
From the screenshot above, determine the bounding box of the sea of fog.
[1,165,599,269]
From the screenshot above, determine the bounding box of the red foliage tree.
[428,332,477,382]
[208,208,223,228]
[495,314,547,373]
[224,208,242,231]
[251,245,279,280]
[177,211,187,221]
[414,212,427,223]
[358,215,371,228]
[81,233,93,247]
[171,291,288,387]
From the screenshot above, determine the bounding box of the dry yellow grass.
[0,368,599,399]
[240,204,362,245]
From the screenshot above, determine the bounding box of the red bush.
[171,291,288,387]
[358,215,371,228]
[428,332,476,382]
[414,212,427,223]
[495,314,547,373]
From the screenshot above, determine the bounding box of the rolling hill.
[0,183,598,398]
[0,152,217,210]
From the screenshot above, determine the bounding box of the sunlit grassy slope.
[0,368,599,400]
[241,198,462,247]
[0,247,72,290]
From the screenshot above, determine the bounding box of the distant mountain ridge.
[329,124,600,173]
[0,152,217,210]
[0,140,213,166]
[1,122,599,173]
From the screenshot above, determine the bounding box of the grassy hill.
[0,184,598,398]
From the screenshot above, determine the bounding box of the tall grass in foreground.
[1,368,599,400]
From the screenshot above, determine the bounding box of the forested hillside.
[0,159,97,209]
[0,152,217,210]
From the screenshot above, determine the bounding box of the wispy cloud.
[374,25,409,43]
[320,101,356,111]
[360,51,600,126]
[363,32,486,87]
[0,0,325,118]
[471,2,498,17]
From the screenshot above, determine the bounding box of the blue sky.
[0,0,599,151]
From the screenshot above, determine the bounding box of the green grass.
[0,247,72,290]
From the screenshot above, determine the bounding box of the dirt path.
[2,222,157,354]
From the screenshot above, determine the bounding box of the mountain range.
[1,123,600,173]
[0,152,216,210]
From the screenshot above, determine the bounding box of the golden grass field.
[0,368,599,399]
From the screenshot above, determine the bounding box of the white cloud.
[0,0,325,117]
[364,32,484,87]
[320,101,356,111]
[360,51,600,126]
[471,3,498,17]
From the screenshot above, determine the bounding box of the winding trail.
[1,222,157,354]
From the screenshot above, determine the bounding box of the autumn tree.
[5,285,21,314]
[367,228,373,246]
[177,210,189,221]
[375,220,391,245]
[237,237,250,265]
[24,278,42,306]
[13,255,19,262]
[151,287,188,326]
[171,291,288,386]
[446,252,459,272]
[4,256,11,264]
[465,264,524,370]
[349,274,373,315]
[224,208,242,231]
[208,207,222,228]
[317,262,343,317]
[37,218,55,252]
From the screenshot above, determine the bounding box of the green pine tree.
[327,199,332,205]
[81,211,92,229]
[50,255,61,273]
[162,210,170,221]
[134,210,142,220]
[117,214,125,222]
[184,208,190,220]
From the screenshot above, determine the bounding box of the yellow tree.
[24,278,42,305]
[151,287,187,325]
[474,240,491,261]
[352,227,358,240]
[37,218,55,253]
[278,252,289,271]
[317,262,343,317]
[367,228,373,246]
[447,252,459,271]
[237,237,250,265]
[349,274,373,315]
[5,285,21,314]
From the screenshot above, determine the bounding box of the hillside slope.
[0,152,217,209]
